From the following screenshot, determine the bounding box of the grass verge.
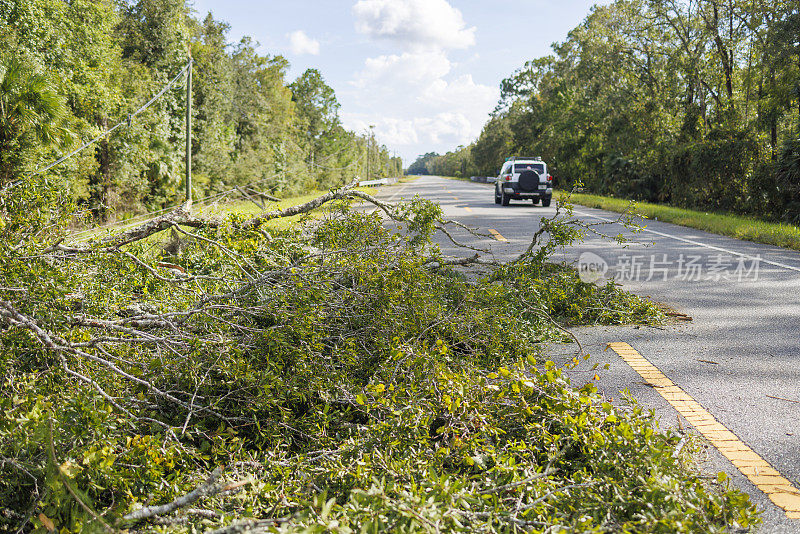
[71,186,383,241]
[197,185,379,229]
[563,192,800,251]
[432,179,800,251]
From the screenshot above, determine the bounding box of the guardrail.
[357,177,399,187]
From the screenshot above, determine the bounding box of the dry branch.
[243,187,280,202]
[0,300,227,424]
[235,186,266,211]
[423,253,499,270]
[239,181,359,229]
[122,466,226,522]
[103,205,216,249]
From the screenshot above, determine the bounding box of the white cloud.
[353,0,476,51]
[413,113,473,145]
[344,60,498,159]
[421,74,497,109]
[287,30,320,55]
[353,50,451,88]
[342,114,421,146]
[346,0,497,162]
[341,112,479,153]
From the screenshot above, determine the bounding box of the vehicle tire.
[541,197,552,207]
[501,190,510,206]
[531,197,540,205]
[494,186,501,204]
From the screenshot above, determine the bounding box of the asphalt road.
[381,175,800,533]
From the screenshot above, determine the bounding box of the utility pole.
[367,125,375,181]
[185,56,193,208]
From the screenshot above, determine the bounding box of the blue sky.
[190,0,608,164]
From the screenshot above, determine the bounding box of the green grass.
[406,176,800,251]
[199,185,377,217]
[71,186,383,242]
[562,191,800,251]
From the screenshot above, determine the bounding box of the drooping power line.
[31,62,191,179]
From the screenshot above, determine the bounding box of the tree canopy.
[0,0,401,220]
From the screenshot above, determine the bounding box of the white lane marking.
[384,183,407,203]
[365,179,417,214]
[572,208,800,274]
[424,180,800,274]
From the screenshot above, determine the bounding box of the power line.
[310,151,365,171]
[30,62,191,179]
[11,57,379,241]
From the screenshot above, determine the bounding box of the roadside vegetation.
[0,0,400,223]
[565,192,800,251]
[194,186,379,229]
[0,0,769,531]
[408,1,800,228]
[436,175,800,251]
[0,177,760,533]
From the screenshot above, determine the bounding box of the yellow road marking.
[488,229,507,242]
[606,342,800,519]
[452,196,459,200]
[463,207,473,213]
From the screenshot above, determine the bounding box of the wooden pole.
[185,57,193,208]
[367,125,374,181]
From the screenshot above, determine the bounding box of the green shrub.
[0,196,758,533]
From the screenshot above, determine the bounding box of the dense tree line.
[0,0,401,220]
[410,0,799,222]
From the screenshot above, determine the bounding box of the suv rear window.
[514,163,544,174]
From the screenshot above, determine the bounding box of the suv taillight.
[504,174,512,181]
[547,174,553,182]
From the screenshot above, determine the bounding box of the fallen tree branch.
[524,303,584,359]
[103,205,217,249]
[347,189,492,243]
[243,186,281,202]
[0,300,228,423]
[240,181,359,230]
[235,186,266,211]
[54,183,491,264]
[122,466,226,522]
[434,222,489,252]
[423,253,499,270]
[479,468,555,495]
[54,184,358,253]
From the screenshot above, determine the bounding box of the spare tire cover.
[518,170,539,192]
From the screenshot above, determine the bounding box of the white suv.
[494,157,553,207]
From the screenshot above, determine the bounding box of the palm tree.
[0,56,69,184]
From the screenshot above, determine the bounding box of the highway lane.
[381,175,800,532]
